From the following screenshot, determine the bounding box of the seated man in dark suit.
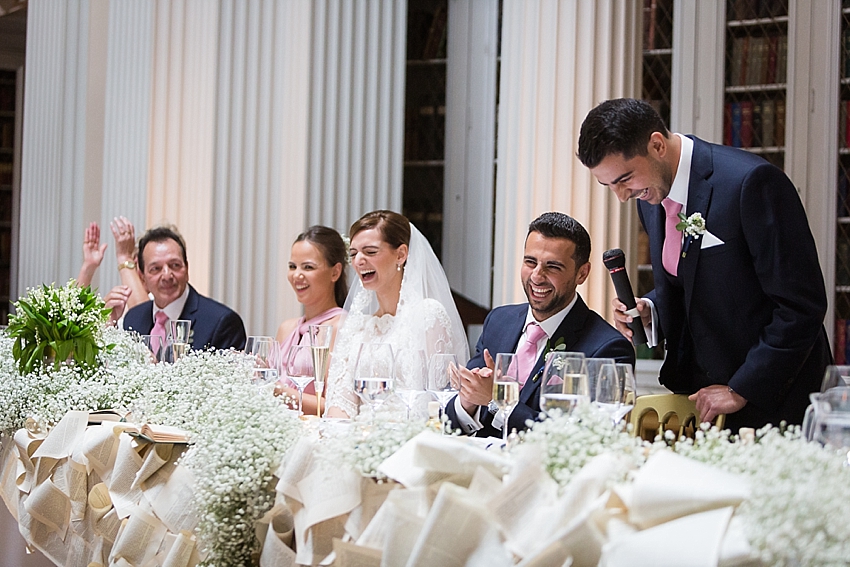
[447,212,635,438]
[122,225,247,351]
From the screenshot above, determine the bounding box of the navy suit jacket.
[640,136,831,429]
[123,284,247,351]
[446,295,635,437]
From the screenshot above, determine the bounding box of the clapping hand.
[103,285,131,325]
[457,348,495,416]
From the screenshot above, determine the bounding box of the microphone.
[602,248,647,346]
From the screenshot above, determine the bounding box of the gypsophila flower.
[675,211,707,238]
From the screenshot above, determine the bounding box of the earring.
[396,263,401,272]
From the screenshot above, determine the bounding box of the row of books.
[834,319,850,364]
[837,173,850,218]
[723,99,785,149]
[844,29,850,82]
[728,0,787,21]
[728,34,787,87]
[643,0,673,51]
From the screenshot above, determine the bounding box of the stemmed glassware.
[251,367,279,395]
[427,353,460,418]
[594,362,633,424]
[309,325,334,417]
[492,353,520,444]
[394,348,428,420]
[821,365,850,392]
[286,345,316,416]
[585,357,615,402]
[539,351,589,415]
[353,343,395,420]
[616,363,638,405]
[168,319,192,362]
[245,336,276,366]
[140,334,164,362]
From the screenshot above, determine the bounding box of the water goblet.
[353,343,395,420]
[245,335,275,366]
[140,334,164,362]
[492,353,520,444]
[252,367,280,395]
[285,345,315,415]
[585,357,615,402]
[821,365,850,392]
[394,348,428,420]
[427,353,460,419]
[539,351,589,415]
[309,325,334,416]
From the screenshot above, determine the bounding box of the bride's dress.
[324,291,456,418]
[324,223,468,418]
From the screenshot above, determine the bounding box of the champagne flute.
[394,348,428,420]
[353,343,395,420]
[309,325,333,417]
[427,353,460,418]
[286,345,315,416]
[168,319,192,362]
[539,351,589,415]
[493,353,520,444]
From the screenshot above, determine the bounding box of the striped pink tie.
[662,198,683,276]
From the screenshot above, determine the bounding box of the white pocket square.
[700,231,724,249]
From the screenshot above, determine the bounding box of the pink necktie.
[511,322,547,385]
[151,311,169,352]
[662,198,683,276]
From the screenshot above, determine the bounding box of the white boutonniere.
[675,212,706,238]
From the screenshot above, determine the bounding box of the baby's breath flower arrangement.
[8,280,113,374]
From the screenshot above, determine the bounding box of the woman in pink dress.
[275,226,348,414]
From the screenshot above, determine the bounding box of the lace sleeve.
[412,298,456,361]
[323,314,363,418]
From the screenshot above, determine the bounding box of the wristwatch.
[487,400,500,415]
[117,259,136,271]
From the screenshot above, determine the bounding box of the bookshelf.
[835,2,850,363]
[637,0,674,359]
[0,69,16,325]
[403,0,449,260]
[723,0,788,170]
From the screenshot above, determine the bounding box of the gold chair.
[629,394,725,441]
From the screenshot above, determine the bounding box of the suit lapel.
[679,137,714,309]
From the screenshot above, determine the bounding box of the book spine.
[766,35,778,84]
[775,99,785,147]
[837,318,847,365]
[724,102,733,147]
[739,36,750,86]
[776,35,788,84]
[761,99,774,147]
[731,102,743,148]
[740,101,754,148]
[844,28,850,79]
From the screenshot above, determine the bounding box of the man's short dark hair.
[137,226,187,273]
[577,98,669,169]
[527,212,591,267]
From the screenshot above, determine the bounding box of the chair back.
[629,394,725,441]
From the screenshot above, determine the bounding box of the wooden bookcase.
[835,1,850,363]
[0,68,17,325]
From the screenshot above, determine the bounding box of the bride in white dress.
[325,210,469,418]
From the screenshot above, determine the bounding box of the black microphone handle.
[609,268,648,346]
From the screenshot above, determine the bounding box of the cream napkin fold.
[628,451,749,529]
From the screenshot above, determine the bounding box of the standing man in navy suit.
[121,226,247,351]
[578,98,831,431]
[447,212,635,438]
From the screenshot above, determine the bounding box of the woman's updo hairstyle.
[294,225,349,307]
[349,210,411,251]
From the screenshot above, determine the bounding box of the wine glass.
[821,365,850,392]
[286,345,315,416]
[539,351,589,415]
[427,353,460,418]
[353,343,395,420]
[585,357,615,402]
[595,362,633,425]
[140,334,164,362]
[394,348,427,420]
[492,353,520,444]
[309,325,333,417]
[252,367,279,395]
[245,336,275,366]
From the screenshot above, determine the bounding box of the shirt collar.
[524,293,579,339]
[666,133,693,207]
[152,285,190,323]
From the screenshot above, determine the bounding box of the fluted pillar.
[306,0,407,231]
[210,0,313,335]
[18,0,102,292]
[494,0,642,317]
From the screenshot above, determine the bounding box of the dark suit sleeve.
[445,310,496,434]
[728,164,827,408]
[208,310,247,351]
